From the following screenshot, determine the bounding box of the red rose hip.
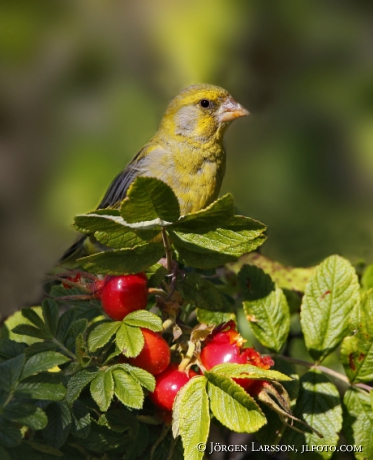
[128,329,171,375]
[100,273,148,321]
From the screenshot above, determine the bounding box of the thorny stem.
[161,228,173,275]
[279,355,373,392]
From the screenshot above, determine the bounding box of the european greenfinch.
[61,84,248,263]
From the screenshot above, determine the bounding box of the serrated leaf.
[341,333,373,383]
[71,400,91,439]
[88,321,121,352]
[205,372,266,433]
[3,401,48,430]
[173,243,237,269]
[101,408,138,433]
[66,368,99,403]
[361,264,373,290]
[64,318,88,349]
[350,289,373,337]
[43,401,72,449]
[115,323,144,357]
[123,310,162,331]
[239,265,290,352]
[173,194,235,232]
[95,227,160,250]
[80,242,164,275]
[283,370,342,459]
[76,420,128,453]
[112,369,144,409]
[230,252,314,292]
[42,299,59,336]
[196,308,236,325]
[21,307,47,332]
[121,177,180,223]
[176,272,232,312]
[0,419,22,447]
[55,308,76,344]
[343,388,373,460]
[0,354,25,391]
[2,308,43,345]
[90,370,114,412]
[301,255,360,362]
[171,214,266,257]
[0,339,26,359]
[15,373,66,400]
[113,363,155,392]
[0,446,11,460]
[12,324,49,340]
[210,363,293,381]
[24,341,58,358]
[21,351,70,380]
[172,376,209,460]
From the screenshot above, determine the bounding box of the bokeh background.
[1,0,373,316]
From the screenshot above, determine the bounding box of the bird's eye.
[199,99,211,108]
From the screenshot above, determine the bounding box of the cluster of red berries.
[64,273,273,414]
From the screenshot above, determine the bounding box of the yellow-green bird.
[61,84,249,264]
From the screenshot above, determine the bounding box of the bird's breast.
[143,143,226,215]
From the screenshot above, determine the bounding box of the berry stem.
[161,228,173,275]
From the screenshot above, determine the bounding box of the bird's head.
[159,84,249,143]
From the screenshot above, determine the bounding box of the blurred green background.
[1,0,373,315]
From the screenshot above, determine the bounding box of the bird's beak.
[218,97,250,123]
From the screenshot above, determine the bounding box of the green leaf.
[95,227,160,250]
[173,243,237,269]
[21,307,47,332]
[12,324,49,340]
[55,309,76,344]
[2,308,43,345]
[196,308,236,325]
[0,354,25,391]
[43,402,72,449]
[343,388,373,460]
[24,341,58,358]
[0,446,11,460]
[361,263,373,290]
[171,214,266,257]
[300,255,360,362]
[42,299,59,336]
[113,363,155,392]
[173,194,235,232]
[341,333,373,383]
[0,339,26,359]
[66,368,99,403]
[146,263,168,288]
[71,400,91,439]
[239,265,290,352]
[80,242,164,275]
[88,322,121,352]
[21,351,70,380]
[123,310,163,331]
[350,289,373,337]
[205,372,266,433]
[172,376,209,460]
[210,363,293,382]
[3,401,48,430]
[15,373,66,400]
[115,323,144,358]
[283,370,342,459]
[100,408,138,433]
[0,419,22,447]
[121,177,180,223]
[64,318,88,349]
[176,272,232,311]
[230,252,314,292]
[112,369,144,409]
[90,370,114,412]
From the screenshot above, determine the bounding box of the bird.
[60,84,249,266]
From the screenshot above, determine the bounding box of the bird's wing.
[97,148,149,209]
